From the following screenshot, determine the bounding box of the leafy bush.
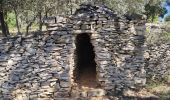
[161,31,170,41]
[159,90,170,100]
[164,75,170,83]
[164,21,170,26]
[165,14,170,22]
[6,12,16,28]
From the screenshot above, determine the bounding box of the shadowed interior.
[74,33,98,88]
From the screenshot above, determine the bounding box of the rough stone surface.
[0,4,147,99]
[144,43,170,81]
[144,23,170,81]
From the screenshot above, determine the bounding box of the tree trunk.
[0,4,8,37]
[0,9,8,37]
[45,10,48,18]
[70,0,73,15]
[5,22,10,35]
[38,11,43,31]
[26,16,36,36]
[14,9,21,35]
[151,14,155,22]
[3,10,10,36]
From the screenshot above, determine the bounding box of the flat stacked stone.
[144,43,170,81]
[0,4,147,99]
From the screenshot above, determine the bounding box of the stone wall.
[0,33,73,99]
[144,23,170,81]
[144,43,170,81]
[145,23,170,44]
[0,4,146,99]
[69,4,146,94]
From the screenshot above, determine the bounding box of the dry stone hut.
[0,4,146,99]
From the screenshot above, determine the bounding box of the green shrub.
[161,31,170,41]
[165,14,170,22]
[164,75,170,83]
[147,16,160,23]
[6,12,16,28]
[164,21,170,27]
[159,90,170,100]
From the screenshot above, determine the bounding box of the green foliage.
[0,0,166,36]
[164,75,170,83]
[6,12,16,28]
[146,78,170,99]
[148,16,160,23]
[145,1,164,22]
[161,31,170,41]
[159,90,170,100]
[163,21,170,26]
[146,82,164,89]
[165,14,170,22]
[160,8,168,18]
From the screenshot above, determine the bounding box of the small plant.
[165,14,170,22]
[146,81,164,89]
[164,75,170,83]
[6,12,16,28]
[164,21,170,26]
[159,90,170,100]
[161,31,170,41]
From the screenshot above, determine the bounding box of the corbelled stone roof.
[73,4,119,20]
[73,3,145,21]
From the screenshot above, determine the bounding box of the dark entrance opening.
[74,33,98,88]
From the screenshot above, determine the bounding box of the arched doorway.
[73,33,98,88]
